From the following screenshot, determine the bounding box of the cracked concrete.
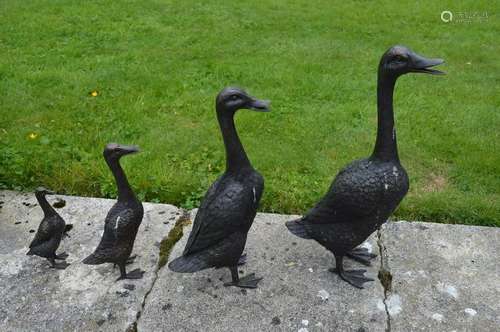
[0,190,179,332]
[1,190,499,331]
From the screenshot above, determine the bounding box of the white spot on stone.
[464,308,477,316]
[315,322,323,327]
[176,285,184,293]
[432,313,444,322]
[386,294,402,316]
[317,289,329,301]
[360,242,373,253]
[301,319,309,326]
[377,299,385,311]
[437,282,459,299]
[404,271,412,276]
[298,328,309,332]
[308,268,314,273]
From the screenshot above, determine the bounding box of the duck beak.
[410,52,445,75]
[248,98,271,112]
[121,144,140,154]
[45,189,55,195]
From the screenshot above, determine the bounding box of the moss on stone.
[157,211,191,269]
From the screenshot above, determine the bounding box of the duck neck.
[106,157,136,202]
[372,72,400,162]
[35,192,56,217]
[217,110,252,172]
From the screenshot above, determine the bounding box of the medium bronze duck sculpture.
[169,87,270,289]
[83,143,144,281]
[286,46,444,288]
[27,187,70,269]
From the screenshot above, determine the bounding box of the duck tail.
[285,218,311,239]
[82,252,105,265]
[168,253,211,273]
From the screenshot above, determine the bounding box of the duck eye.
[230,95,239,101]
[394,55,406,62]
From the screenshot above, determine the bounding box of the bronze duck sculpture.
[169,87,270,289]
[286,46,444,288]
[83,143,144,281]
[27,187,70,269]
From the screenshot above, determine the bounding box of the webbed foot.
[346,247,377,266]
[50,261,70,270]
[224,273,262,289]
[116,268,145,281]
[329,267,373,289]
[55,252,69,260]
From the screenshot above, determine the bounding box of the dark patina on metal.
[286,46,444,288]
[169,87,270,289]
[27,187,71,269]
[83,143,145,281]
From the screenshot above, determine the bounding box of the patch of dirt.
[422,173,448,193]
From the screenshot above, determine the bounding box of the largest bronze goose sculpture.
[169,87,270,289]
[83,143,144,281]
[286,45,444,288]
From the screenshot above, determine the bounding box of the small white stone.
[317,289,329,301]
[308,268,313,273]
[298,328,309,332]
[437,282,459,299]
[301,319,309,326]
[431,313,444,322]
[464,308,477,316]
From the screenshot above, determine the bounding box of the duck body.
[83,143,145,280]
[171,168,263,272]
[27,188,70,269]
[289,158,408,255]
[85,199,143,266]
[169,87,270,289]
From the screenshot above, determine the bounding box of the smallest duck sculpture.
[83,143,144,281]
[286,46,444,288]
[169,87,270,289]
[27,187,71,269]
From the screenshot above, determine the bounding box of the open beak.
[121,144,140,154]
[410,53,445,75]
[248,98,271,112]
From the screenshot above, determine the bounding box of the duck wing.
[183,179,254,256]
[29,216,57,248]
[304,160,381,225]
[102,206,137,245]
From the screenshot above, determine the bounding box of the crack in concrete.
[377,226,393,332]
[127,209,191,332]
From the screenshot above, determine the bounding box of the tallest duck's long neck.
[217,109,252,172]
[372,72,400,162]
[106,157,136,202]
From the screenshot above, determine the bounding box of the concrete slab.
[380,221,500,331]
[138,211,387,332]
[0,190,180,332]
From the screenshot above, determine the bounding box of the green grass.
[0,1,498,226]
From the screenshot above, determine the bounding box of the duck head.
[216,87,270,115]
[379,45,445,78]
[103,143,140,161]
[35,187,55,196]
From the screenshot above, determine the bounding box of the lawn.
[0,1,498,226]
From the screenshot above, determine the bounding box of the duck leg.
[329,255,373,289]
[116,263,145,281]
[346,247,377,266]
[113,255,137,269]
[223,266,262,289]
[55,252,69,260]
[47,257,69,270]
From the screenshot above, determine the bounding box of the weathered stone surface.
[0,190,179,332]
[139,211,387,332]
[380,221,500,331]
